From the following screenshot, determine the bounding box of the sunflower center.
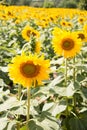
[78,33,85,40]
[20,62,40,78]
[27,30,31,37]
[62,22,66,26]
[79,18,83,22]
[62,38,74,50]
[31,32,36,36]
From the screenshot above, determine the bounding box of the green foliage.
[79,0,87,10]
[0,5,87,130]
[58,0,78,8]
[65,1,77,8]
[43,1,55,8]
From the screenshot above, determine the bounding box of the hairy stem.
[27,87,31,130]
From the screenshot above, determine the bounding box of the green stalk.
[73,57,75,83]
[65,58,69,117]
[65,58,67,87]
[43,0,47,7]
[16,85,22,130]
[27,87,31,130]
[17,123,20,130]
[73,57,76,109]
[18,85,22,100]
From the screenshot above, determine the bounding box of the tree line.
[0,0,87,10]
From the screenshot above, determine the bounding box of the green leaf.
[20,126,27,130]
[0,70,11,85]
[28,120,44,130]
[0,97,25,112]
[48,75,64,88]
[77,74,85,82]
[12,106,26,116]
[49,102,67,116]
[76,64,87,71]
[42,102,54,111]
[69,117,85,130]
[0,88,10,101]
[54,82,75,97]
[0,117,8,130]
[7,121,16,130]
[28,118,59,130]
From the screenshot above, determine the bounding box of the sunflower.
[22,25,40,42]
[67,22,73,29]
[60,20,67,27]
[29,39,41,54]
[83,24,87,33]
[8,53,50,87]
[35,40,41,54]
[75,30,87,42]
[52,27,63,36]
[78,16,85,24]
[22,25,32,41]
[52,31,82,58]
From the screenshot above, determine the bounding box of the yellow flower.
[60,20,67,27]
[22,25,40,42]
[8,53,50,87]
[52,31,82,58]
[52,27,63,36]
[66,22,73,29]
[78,16,85,24]
[75,30,87,42]
[22,25,32,41]
[35,40,41,54]
[29,40,41,54]
[83,24,87,33]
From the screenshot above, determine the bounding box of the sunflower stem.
[18,85,21,100]
[73,57,76,109]
[65,58,69,117]
[73,57,75,83]
[17,85,21,130]
[66,97,69,118]
[65,58,67,87]
[17,122,20,130]
[27,87,31,130]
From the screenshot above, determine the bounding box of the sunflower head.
[61,38,74,50]
[60,20,67,27]
[78,16,85,24]
[22,25,32,41]
[8,53,50,87]
[22,25,40,42]
[52,31,82,58]
[75,31,87,42]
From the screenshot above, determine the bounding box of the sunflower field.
[0,5,87,130]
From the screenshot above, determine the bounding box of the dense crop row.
[0,5,87,130]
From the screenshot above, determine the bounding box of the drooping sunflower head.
[22,25,32,41]
[8,53,50,87]
[52,31,82,58]
[22,25,40,42]
[31,29,40,38]
[75,30,87,42]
